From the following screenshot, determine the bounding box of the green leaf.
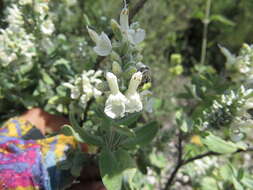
[41,70,55,85]
[241,176,253,189]
[71,152,87,177]
[232,177,244,190]
[219,164,233,181]
[99,149,122,190]
[115,149,137,188]
[19,63,34,74]
[114,112,141,126]
[238,168,244,181]
[69,111,104,146]
[113,125,136,137]
[121,121,159,149]
[210,14,235,26]
[201,177,218,190]
[202,133,238,154]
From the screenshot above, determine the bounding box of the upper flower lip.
[87,27,112,56]
[125,72,143,113]
[127,71,143,93]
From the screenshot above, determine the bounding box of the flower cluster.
[0,5,36,67]
[202,86,253,130]
[0,0,56,67]
[220,44,253,84]
[87,5,145,57]
[87,5,148,119]
[64,70,103,108]
[105,72,143,119]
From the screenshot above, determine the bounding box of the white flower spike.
[125,72,143,113]
[119,7,145,45]
[87,27,112,56]
[105,72,127,119]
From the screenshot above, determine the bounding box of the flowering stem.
[93,0,150,70]
[200,0,212,65]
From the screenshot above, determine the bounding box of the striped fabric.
[0,118,78,190]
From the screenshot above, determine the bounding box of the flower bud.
[112,61,122,75]
[111,19,123,40]
[87,26,100,44]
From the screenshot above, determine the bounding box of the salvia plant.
[58,3,158,190]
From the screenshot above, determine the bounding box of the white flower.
[87,27,112,56]
[19,0,32,5]
[6,5,24,31]
[63,83,80,99]
[125,72,143,113]
[81,74,94,100]
[120,7,145,45]
[63,70,103,108]
[127,28,146,45]
[105,72,127,119]
[41,19,55,35]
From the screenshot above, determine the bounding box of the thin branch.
[162,147,253,190]
[129,0,148,23]
[183,151,219,165]
[163,131,184,190]
[184,147,253,165]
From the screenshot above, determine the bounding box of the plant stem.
[200,0,212,65]
[163,131,183,190]
[162,145,253,190]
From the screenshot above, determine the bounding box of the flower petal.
[125,93,143,113]
[120,7,129,31]
[94,33,112,56]
[105,94,126,119]
[131,29,145,44]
